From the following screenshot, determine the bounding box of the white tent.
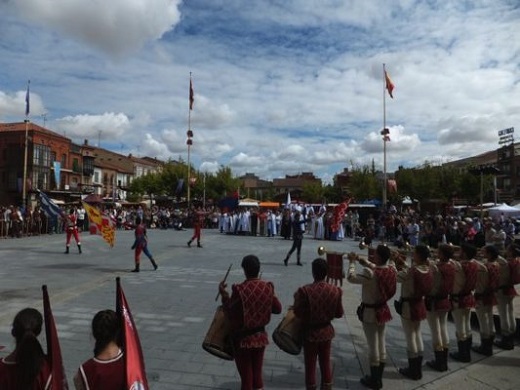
[487,203,520,218]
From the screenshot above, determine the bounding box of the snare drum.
[272,307,302,355]
[202,306,234,360]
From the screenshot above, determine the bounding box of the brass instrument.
[359,240,369,250]
[317,246,346,257]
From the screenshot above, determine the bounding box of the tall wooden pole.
[382,64,387,207]
[22,80,30,207]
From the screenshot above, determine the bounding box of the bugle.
[317,246,347,257]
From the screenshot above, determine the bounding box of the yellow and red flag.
[385,69,394,98]
[82,201,116,247]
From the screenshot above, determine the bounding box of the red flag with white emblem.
[116,277,149,390]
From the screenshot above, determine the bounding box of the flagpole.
[187,73,193,207]
[22,80,30,208]
[382,64,387,207]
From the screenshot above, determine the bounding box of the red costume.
[451,260,478,308]
[65,211,82,253]
[427,261,455,313]
[75,351,125,390]
[293,281,344,390]
[188,211,204,247]
[403,267,434,321]
[0,357,52,390]
[223,278,282,390]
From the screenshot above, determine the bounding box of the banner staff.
[187,72,194,206]
[22,80,30,208]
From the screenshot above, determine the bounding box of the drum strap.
[308,321,330,330]
[235,326,265,339]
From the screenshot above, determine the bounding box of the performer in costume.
[65,208,82,254]
[187,207,205,247]
[131,216,158,272]
[449,243,481,362]
[283,211,305,266]
[0,308,52,390]
[347,245,397,390]
[495,242,519,350]
[396,244,434,381]
[293,258,344,390]
[425,244,456,372]
[219,255,282,390]
[472,245,500,356]
[74,310,125,390]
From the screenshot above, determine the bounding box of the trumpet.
[317,246,346,257]
[359,240,369,250]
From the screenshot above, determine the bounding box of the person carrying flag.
[0,308,52,389]
[131,216,158,272]
[64,208,82,254]
[73,309,125,390]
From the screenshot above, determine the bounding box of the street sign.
[498,127,514,136]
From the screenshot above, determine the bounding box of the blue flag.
[38,190,63,219]
[25,80,30,117]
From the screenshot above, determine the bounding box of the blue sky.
[1,0,519,184]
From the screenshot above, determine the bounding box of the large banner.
[82,201,116,247]
[53,161,61,190]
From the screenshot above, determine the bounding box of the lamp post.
[187,130,193,206]
[469,165,500,219]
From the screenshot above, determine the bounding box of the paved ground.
[0,229,518,389]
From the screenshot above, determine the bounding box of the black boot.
[450,340,470,362]
[472,337,493,356]
[150,258,158,270]
[427,350,447,372]
[187,240,192,247]
[197,241,202,248]
[283,257,288,266]
[64,246,69,254]
[416,356,423,379]
[297,257,302,266]
[495,334,514,350]
[465,336,472,362]
[399,357,421,380]
[360,365,381,389]
[131,264,140,273]
[78,244,82,254]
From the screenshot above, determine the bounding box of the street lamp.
[469,165,500,219]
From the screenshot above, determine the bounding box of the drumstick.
[215,263,233,302]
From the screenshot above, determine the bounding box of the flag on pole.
[116,277,149,390]
[42,285,69,389]
[189,78,194,110]
[25,80,30,116]
[82,201,116,247]
[384,69,394,98]
[38,190,64,219]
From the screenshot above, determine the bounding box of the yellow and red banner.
[82,201,116,247]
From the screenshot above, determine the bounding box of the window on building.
[61,154,67,167]
[33,144,51,167]
[94,172,100,184]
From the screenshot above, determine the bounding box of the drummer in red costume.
[74,309,125,390]
[294,257,344,390]
[64,208,82,254]
[219,255,282,390]
[347,244,397,390]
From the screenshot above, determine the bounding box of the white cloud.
[10,0,182,57]
[1,0,519,185]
